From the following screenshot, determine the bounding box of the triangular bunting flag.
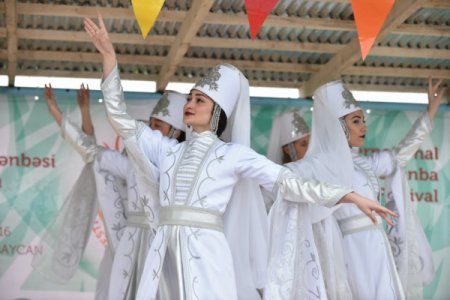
[351,0,395,60]
[131,0,165,39]
[245,0,279,39]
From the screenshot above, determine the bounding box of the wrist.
[340,192,356,204]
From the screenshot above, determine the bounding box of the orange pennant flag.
[351,0,395,60]
[131,0,164,39]
[245,0,279,39]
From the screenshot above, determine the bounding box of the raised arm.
[83,12,139,140]
[84,12,116,81]
[77,83,94,136]
[393,77,444,167]
[44,83,62,126]
[427,76,444,121]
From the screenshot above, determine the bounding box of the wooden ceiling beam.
[17,29,175,46]
[191,37,342,53]
[0,49,8,59]
[5,0,18,86]
[156,0,215,92]
[16,50,166,65]
[345,84,428,93]
[319,0,450,9]
[13,69,160,81]
[14,3,449,38]
[344,66,450,79]
[16,29,448,60]
[370,47,450,60]
[301,0,428,96]
[14,50,449,81]
[0,28,7,38]
[6,70,433,94]
[392,24,449,37]
[15,50,320,73]
[16,3,186,22]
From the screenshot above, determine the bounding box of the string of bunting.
[130,0,395,61]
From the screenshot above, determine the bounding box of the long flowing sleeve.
[234,145,351,208]
[61,114,99,163]
[32,116,100,282]
[101,65,138,139]
[382,113,435,298]
[101,65,176,169]
[96,150,129,180]
[369,112,433,178]
[393,112,432,168]
[277,169,351,208]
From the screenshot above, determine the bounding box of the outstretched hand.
[84,11,117,79]
[427,76,445,120]
[341,192,397,226]
[83,12,115,58]
[77,83,90,110]
[44,83,57,108]
[44,83,62,126]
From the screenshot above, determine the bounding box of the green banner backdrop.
[0,89,449,299]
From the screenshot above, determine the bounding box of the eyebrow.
[351,115,362,120]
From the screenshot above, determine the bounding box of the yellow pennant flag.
[131,0,165,39]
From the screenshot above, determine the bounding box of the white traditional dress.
[282,81,434,300]
[334,112,434,300]
[96,149,159,300]
[32,116,128,300]
[101,65,352,300]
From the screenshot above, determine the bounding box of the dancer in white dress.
[33,83,185,300]
[267,109,310,164]
[84,12,397,300]
[270,80,442,299]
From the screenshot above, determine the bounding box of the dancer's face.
[149,117,173,137]
[293,135,310,159]
[344,110,367,147]
[184,89,215,132]
[282,135,310,161]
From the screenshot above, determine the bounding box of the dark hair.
[216,108,227,137]
[176,130,186,143]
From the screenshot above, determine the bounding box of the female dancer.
[34,83,186,299]
[270,80,442,299]
[267,109,310,164]
[84,12,396,300]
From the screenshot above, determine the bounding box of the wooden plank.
[156,0,215,91]
[5,0,17,86]
[345,66,450,79]
[301,0,428,96]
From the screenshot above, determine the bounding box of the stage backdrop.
[0,89,449,300]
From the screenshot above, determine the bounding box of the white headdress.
[150,90,186,131]
[193,64,268,298]
[267,110,310,164]
[303,80,361,189]
[192,63,250,145]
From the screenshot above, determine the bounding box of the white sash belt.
[338,213,406,299]
[127,212,150,229]
[159,205,224,232]
[338,214,383,236]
